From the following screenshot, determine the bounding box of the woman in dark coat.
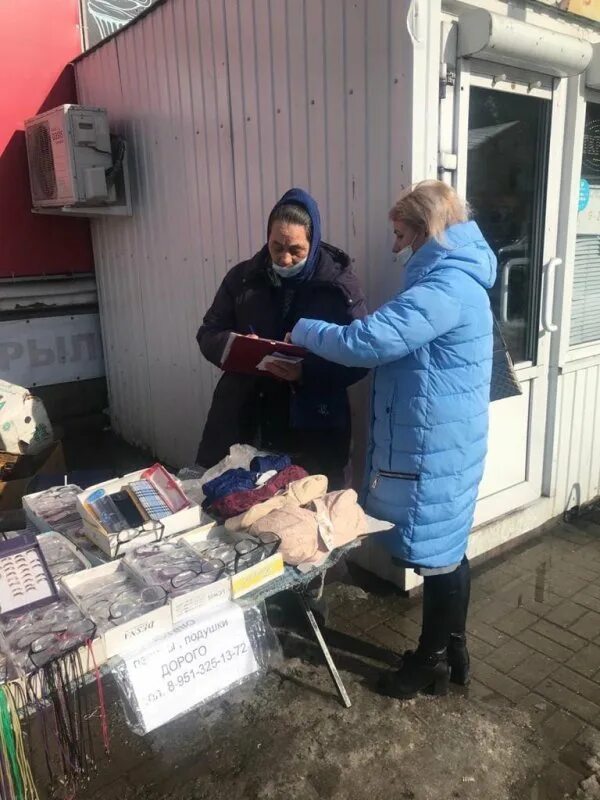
[196,188,368,488]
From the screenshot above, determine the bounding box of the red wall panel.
[0,0,94,279]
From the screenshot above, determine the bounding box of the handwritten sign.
[119,602,258,733]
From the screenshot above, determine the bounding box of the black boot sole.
[376,671,450,700]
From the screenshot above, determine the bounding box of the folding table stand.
[244,539,361,709]
[295,588,351,708]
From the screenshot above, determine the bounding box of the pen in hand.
[247,325,259,339]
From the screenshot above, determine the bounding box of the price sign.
[119,602,258,733]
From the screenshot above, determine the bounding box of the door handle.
[499,258,528,323]
[541,257,561,334]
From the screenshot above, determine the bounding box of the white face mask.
[272,257,307,278]
[396,236,416,268]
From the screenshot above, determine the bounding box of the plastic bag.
[178,479,211,510]
[0,380,53,456]
[0,633,19,681]
[177,467,205,481]
[178,445,266,505]
[1,596,95,672]
[111,601,280,734]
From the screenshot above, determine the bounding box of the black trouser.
[419,556,471,654]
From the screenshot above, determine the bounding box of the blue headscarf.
[268,188,322,283]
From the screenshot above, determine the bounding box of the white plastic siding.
[554,363,600,512]
[76,0,436,466]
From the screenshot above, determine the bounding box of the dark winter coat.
[196,243,368,485]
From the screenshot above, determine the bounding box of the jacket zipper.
[371,470,420,489]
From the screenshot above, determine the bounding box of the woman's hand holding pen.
[243,327,300,380]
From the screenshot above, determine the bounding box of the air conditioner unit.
[25,105,125,209]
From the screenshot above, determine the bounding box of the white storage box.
[124,538,232,624]
[24,484,107,566]
[23,485,82,532]
[62,560,173,658]
[76,469,205,558]
[37,530,91,578]
[180,529,285,600]
[176,522,222,547]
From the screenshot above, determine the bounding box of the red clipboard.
[220,333,307,376]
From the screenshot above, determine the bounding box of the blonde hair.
[389,180,470,243]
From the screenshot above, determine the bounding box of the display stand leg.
[296,592,352,709]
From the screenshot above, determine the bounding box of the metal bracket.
[439,67,457,99]
[438,151,458,172]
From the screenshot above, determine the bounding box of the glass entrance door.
[448,62,562,524]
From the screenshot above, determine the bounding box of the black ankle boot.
[377,649,450,700]
[447,634,470,686]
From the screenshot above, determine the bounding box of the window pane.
[571,102,600,348]
[467,87,550,364]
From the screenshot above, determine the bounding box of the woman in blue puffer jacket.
[291,181,497,699]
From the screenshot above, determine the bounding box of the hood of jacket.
[268,187,322,283]
[404,221,497,291]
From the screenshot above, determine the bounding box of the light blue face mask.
[271,257,307,279]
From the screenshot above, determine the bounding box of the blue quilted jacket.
[291,221,497,568]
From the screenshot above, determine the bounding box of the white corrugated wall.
[553,364,600,513]
[75,0,438,467]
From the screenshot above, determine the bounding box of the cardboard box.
[0,452,19,481]
[562,0,600,23]
[0,441,65,511]
[76,469,206,558]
